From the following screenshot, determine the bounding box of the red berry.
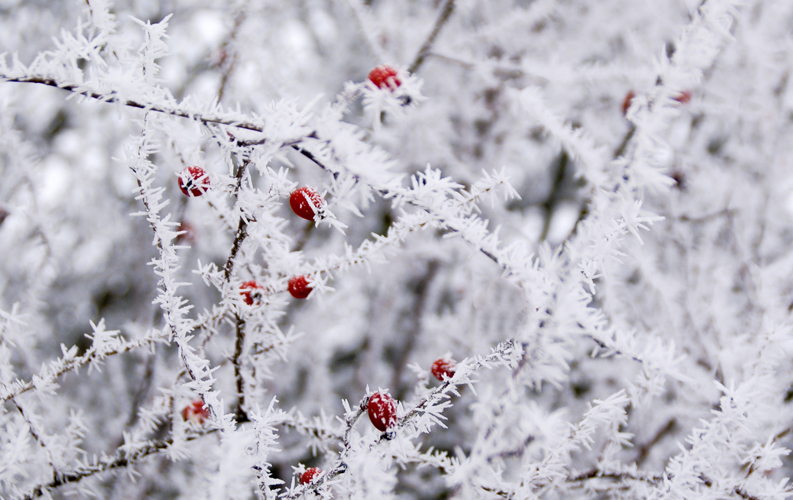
[674,90,692,104]
[431,358,456,381]
[368,65,401,90]
[367,392,397,432]
[175,220,196,244]
[288,275,312,299]
[289,187,324,221]
[178,166,210,197]
[181,400,210,424]
[621,90,635,116]
[240,280,264,306]
[300,467,321,485]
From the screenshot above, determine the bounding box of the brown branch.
[539,151,568,242]
[391,259,440,400]
[233,313,248,422]
[408,0,456,74]
[217,7,248,102]
[223,210,250,281]
[569,123,637,239]
[635,418,676,466]
[226,158,252,421]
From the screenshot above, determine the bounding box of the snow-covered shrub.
[0,0,792,499]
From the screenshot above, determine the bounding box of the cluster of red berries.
[182,400,210,424]
[367,65,401,91]
[178,166,210,197]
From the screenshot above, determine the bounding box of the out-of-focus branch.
[539,151,568,242]
[345,0,388,62]
[391,259,440,400]
[635,418,676,466]
[217,6,248,102]
[408,0,455,74]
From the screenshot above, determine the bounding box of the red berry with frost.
[290,187,324,220]
[175,220,196,244]
[368,65,401,90]
[431,358,456,381]
[300,468,321,485]
[181,400,209,424]
[240,280,264,306]
[621,90,635,116]
[674,90,692,104]
[368,392,397,432]
[288,275,312,299]
[178,166,210,197]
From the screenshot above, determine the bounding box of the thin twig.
[217,6,248,102]
[233,313,248,422]
[539,151,568,242]
[635,418,676,466]
[0,332,162,403]
[17,430,213,500]
[408,0,456,74]
[224,213,250,281]
[1,76,265,132]
[391,259,440,400]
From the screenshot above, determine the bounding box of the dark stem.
[539,151,569,242]
[233,313,249,422]
[224,214,249,281]
[408,0,456,74]
[635,418,676,466]
[391,259,440,400]
[217,8,247,102]
[614,124,636,159]
[2,76,265,131]
[291,220,315,253]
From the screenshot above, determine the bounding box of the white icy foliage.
[0,0,791,499]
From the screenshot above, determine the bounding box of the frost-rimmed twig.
[125,112,227,430]
[294,144,526,273]
[299,169,517,278]
[447,390,632,499]
[0,320,164,403]
[0,75,266,132]
[273,409,345,445]
[15,428,215,500]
